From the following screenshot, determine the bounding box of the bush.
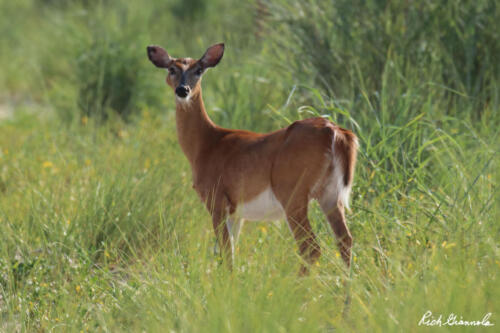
[76,36,142,121]
[54,2,162,123]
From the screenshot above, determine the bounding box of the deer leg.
[212,211,232,269]
[319,200,352,266]
[208,194,233,270]
[226,218,243,262]
[285,203,321,275]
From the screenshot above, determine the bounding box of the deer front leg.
[208,194,233,270]
[285,204,321,275]
[226,218,243,263]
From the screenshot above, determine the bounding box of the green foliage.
[76,34,143,121]
[171,0,207,19]
[0,0,499,332]
[266,0,500,111]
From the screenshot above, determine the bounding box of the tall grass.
[0,0,499,331]
[266,0,500,107]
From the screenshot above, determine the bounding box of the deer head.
[147,43,225,102]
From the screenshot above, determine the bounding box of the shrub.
[67,3,161,123]
[76,36,142,121]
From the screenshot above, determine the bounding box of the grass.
[0,0,499,332]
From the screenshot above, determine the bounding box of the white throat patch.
[176,95,191,105]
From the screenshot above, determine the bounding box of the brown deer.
[147,43,358,273]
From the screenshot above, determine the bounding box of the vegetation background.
[0,0,499,331]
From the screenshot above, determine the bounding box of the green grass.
[0,0,499,332]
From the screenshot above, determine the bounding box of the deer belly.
[237,187,285,221]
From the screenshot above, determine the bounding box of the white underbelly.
[235,187,285,221]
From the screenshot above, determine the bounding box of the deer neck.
[175,90,217,165]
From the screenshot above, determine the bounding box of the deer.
[147,43,358,274]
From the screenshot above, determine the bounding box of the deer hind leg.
[272,170,322,274]
[319,198,352,267]
[283,198,321,275]
[271,121,336,273]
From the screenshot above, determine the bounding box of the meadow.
[0,0,499,331]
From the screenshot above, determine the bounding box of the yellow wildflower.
[259,226,267,235]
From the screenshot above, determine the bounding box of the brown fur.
[147,44,358,273]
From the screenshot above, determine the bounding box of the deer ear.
[199,43,225,69]
[147,45,172,68]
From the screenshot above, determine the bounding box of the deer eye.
[195,68,203,76]
[168,67,176,75]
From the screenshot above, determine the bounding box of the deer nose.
[175,85,190,98]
